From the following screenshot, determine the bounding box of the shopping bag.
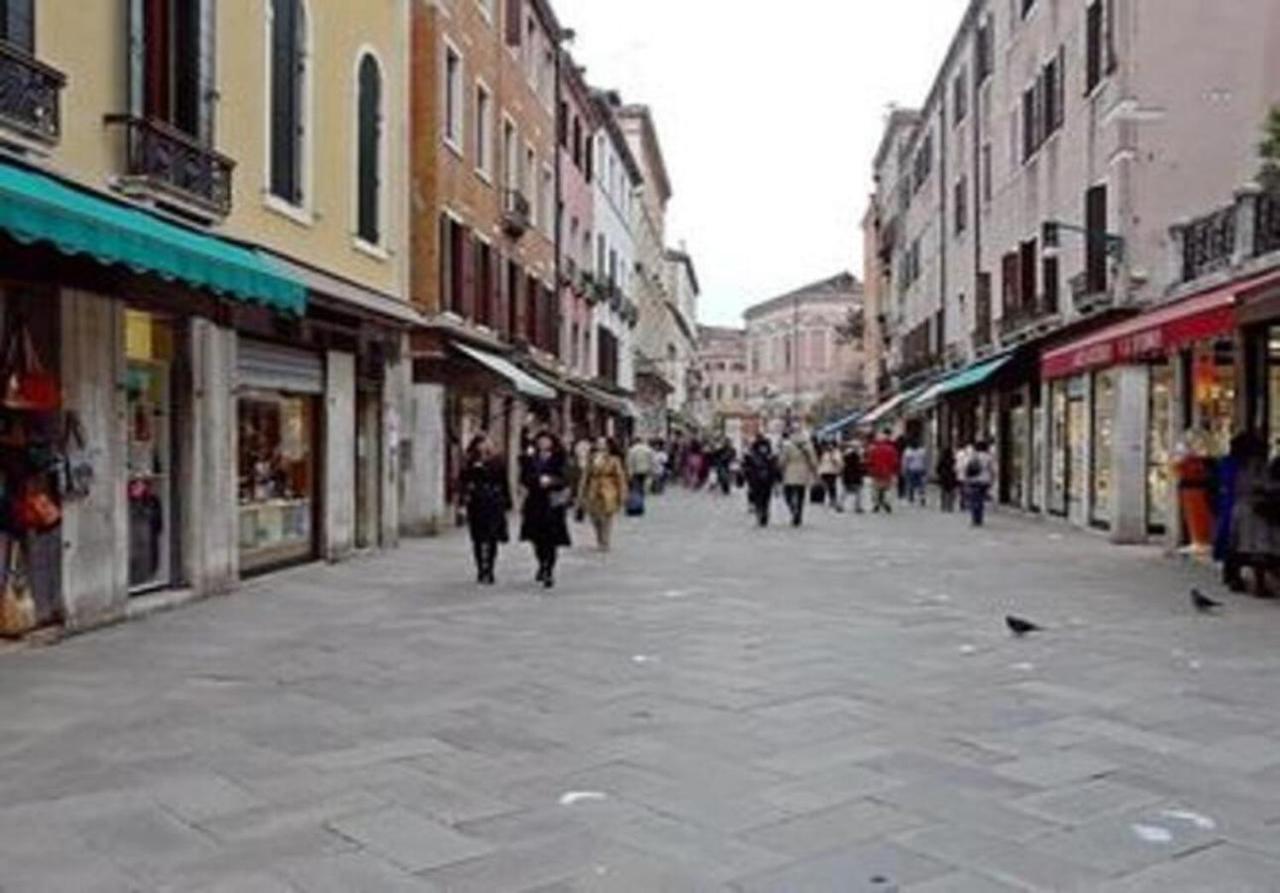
[0,541,35,639]
[809,483,826,505]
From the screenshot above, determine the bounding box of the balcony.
[0,41,66,146]
[1179,205,1236,283]
[501,189,531,238]
[999,300,1062,345]
[105,115,234,217]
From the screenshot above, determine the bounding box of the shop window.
[1090,369,1116,528]
[238,391,317,573]
[125,311,175,593]
[1148,362,1173,533]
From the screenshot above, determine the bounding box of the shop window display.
[238,392,317,572]
[1031,403,1044,512]
[1091,369,1116,527]
[1067,380,1087,518]
[125,311,174,592]
[1147,363,1173,533]
[1050,382,1068,515]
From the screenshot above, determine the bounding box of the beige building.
[866,0,1280,542]
[744,273,866,432]
[696,325,751,448]
[4,0,414,633]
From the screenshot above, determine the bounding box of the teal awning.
[0,162,306,314]
[911,353,1015,410]
[817,409,864,439]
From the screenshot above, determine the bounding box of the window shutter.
[438,213,451,314]
[504,0,521,45]
[460,231,475,320]
[357,55,382,244]
[270,0,303,202]
[1,0,34,52]
[198,0,218,144]
[1056,45,1066,130]
[127,0,146,115]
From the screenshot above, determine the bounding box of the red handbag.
[13,480,61,533]
[1,323,59,412]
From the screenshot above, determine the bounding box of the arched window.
[356,53,383,245]
[270,0,307,203]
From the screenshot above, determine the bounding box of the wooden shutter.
[127,0,146,115]
[504,0,521,45]
[143,0,170,121]
[357,55,382,244]
[0,0,35,52]
[461,230,475,320]
[437,213,451,314]
[270,0,302,201]
[197,0,217,143]
[1086,1,1102,93]
[1085,185,1108,294]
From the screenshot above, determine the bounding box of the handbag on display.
[0,540,36,639]
[0,320,58,412]
[13,480,61,533]
[56,413,94,502]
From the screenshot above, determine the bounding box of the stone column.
[180,319,238,595]
[324,351,356,562]
[400,381,446,536]
[1021,383,1035,512]
[1166,351,1189,551]
[59,290,128,630]
[379,351,405,550]
[1038,380,1053,514]
[1075,375,1094,529]
[1110,365,1150,544]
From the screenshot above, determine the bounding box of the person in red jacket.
[865,431,902,514]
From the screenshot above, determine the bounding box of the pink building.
[696,325,751,447]
[559,57,597,384]
[743,273,866,429]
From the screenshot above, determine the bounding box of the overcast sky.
[552,0,968,326]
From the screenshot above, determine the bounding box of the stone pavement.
[4,492,1280,891]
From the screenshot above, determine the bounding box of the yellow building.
[0,0,414,634]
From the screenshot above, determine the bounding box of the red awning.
[1040,272,1277,379]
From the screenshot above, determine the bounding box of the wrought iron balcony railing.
[104,115,234,217]
[0,41,66,145]
[1180,205,1236,283]
[502,188,531,238]
[1255,191,1280,258]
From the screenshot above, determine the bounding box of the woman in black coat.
[459,435,512,585]
[520,431,572,588]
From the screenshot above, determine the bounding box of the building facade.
[696,326,751,448]
[864,0,1280,545]
[409,0,564,505]
[744,273,867,434]
[4,0,413,633]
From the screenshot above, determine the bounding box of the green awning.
[911,353,1015,410]
[0,161,305,314]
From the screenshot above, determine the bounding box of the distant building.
[696,326,751,448]
[744,273,867,434]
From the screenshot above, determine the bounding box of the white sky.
[552,0,969,326]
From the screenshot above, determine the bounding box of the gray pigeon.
[1006,615,1042,637]
[1191,588,1222,613]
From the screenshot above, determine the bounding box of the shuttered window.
[356,54,382,245]
[270,0,306,204]
[0,0,34,53]
[131,0,216,142]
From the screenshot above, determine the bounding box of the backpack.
[965,456,984,480]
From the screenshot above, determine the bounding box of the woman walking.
[520,431,572,589]
[841,441,865,513]
[459,435,511,585]
[743,435,779,527]
[582,437,628,551]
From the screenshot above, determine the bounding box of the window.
[1021,0,1035,18]
[1019,238,1038,309]
[1023,48,1065,162]
[0,0,34,52]
[524,145,536,218]
[954,176,968,236]
[981,143,993,203]
[502,117,518,191]
[1085,1,1117,93]
[443,43,463,151]
[911,132,933,194]
[270,0,307,203]
[1042,253,1060,314]
[356,54,383,245]
[473,237,495,326]
[439,215,468,316]
[1085,184,1109,295]
[540,165,553,233]
[136,0,215,142]
[476,0,495,20]
[975,16,994,83]
[475,83,492,178]
[952,68,967,124]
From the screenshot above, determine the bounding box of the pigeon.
[1006,615,1043,637]
[1190,588,1222,613]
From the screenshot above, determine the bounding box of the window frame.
[353,49,387,251]
[442,38,465,157]
[474,78,494,182]
[265,0,313,216]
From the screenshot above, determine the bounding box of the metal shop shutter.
[237,338,324,395]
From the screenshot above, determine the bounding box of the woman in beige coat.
[581,437,629,551]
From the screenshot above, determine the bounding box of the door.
[125,311,175,593]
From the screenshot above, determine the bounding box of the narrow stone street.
[4,493,1280,891]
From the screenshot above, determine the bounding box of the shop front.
[1041,280,1246,544]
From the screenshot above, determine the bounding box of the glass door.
[125,311,174,593]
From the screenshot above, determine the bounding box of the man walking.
[779,430,820,527]
[743,435,779,527]
[963,440,996,527]
[866,431,901,514]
